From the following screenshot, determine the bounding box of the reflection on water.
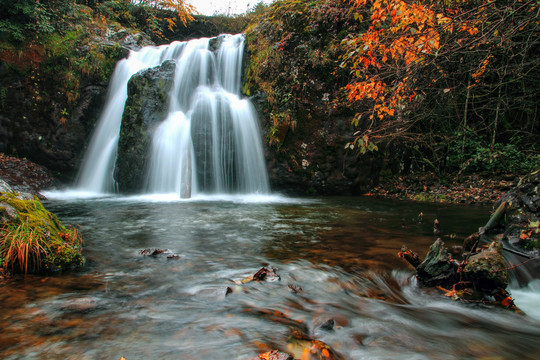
[1,196,539,359]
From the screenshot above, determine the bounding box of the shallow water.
[1,196,539,359]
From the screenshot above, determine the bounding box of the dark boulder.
[114,60,176,192]
[462,241,508,292]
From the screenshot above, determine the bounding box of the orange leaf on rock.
[256,350,293,360]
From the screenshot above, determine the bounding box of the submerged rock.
[138,248,173,256]
[60,296,98,313]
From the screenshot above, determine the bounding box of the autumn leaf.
[501,296,514,308]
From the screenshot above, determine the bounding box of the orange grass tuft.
[1,221,50,275]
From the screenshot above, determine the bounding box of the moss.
[243,0,360,139]
[0,193,84,274]
[463,241,508,292]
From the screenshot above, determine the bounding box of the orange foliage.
[300,340,334,360]
[0,44,46,70]
[343,0,485,150]
[137,0,196,34]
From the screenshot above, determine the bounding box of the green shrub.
[446,130,540,175]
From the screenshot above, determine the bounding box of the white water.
[513,280,540,320]
[75,34,268,198]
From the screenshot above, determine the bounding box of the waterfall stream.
[75,34,268,198]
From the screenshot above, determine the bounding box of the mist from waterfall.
[74,34,269,198]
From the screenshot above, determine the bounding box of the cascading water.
[75,34,269,198]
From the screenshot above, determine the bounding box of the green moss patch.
[0,193,83,274]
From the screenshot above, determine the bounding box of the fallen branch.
[488,255,540,274]
[480,201,507,235]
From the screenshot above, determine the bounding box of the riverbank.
[366,172,516,205]
[0,154,54,199]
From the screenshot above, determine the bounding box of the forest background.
[0,0,539,188]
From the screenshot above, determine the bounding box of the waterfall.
[75,34,269,198]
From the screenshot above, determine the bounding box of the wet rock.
[463,241,508,292]
[415,239,459,287]
[463,232,480,253]
[138,248,183,261]
[399,237,520,311]
[0,179,12,193]
[0,187,84,274]
[253,267,280,282]
[433,218,441,235]
[15,192,35,201]
[236,267,281,284]
[208,35,226,52]
[0,180,17,222]
[69,84,108,143]
[398,246,421,268]
[138,248,174,256]
[115,60,176,192]
[251,350,293,360]
[105,29,154,53]
[0,201,17,222]
[316,318,335,332]
[489,172,540,258]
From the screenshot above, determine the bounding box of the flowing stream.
[1,195,539,359]
[9,33,539,360]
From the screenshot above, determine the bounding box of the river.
[1,195,539,359]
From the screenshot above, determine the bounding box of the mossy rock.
[115,60,176,192]
[463,241,508,292]
[0,192,84,274]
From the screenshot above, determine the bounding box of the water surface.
[1,196,539,359]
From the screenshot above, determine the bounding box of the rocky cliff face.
[243,0,381,195]
[0,29,153,182]
[256,99,383,196]
[0,76,104,180]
